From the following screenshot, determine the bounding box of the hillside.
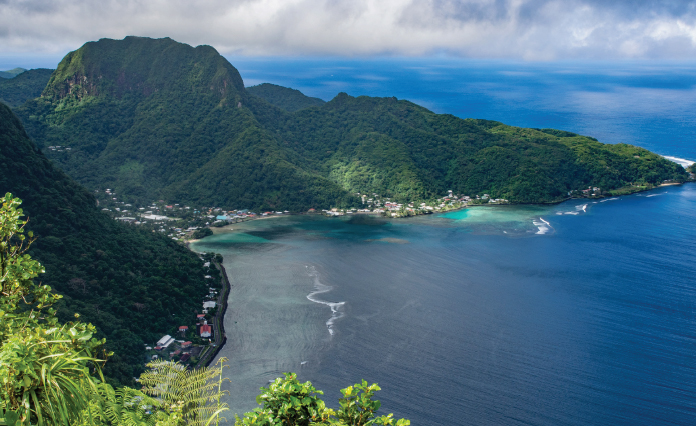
[250,93,687,203]
[247,82,325,112]
[0,102,208,385]
[0,67,26,79]
[0,68,54,107]
[15,36,687,210]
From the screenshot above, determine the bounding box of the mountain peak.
[43,36,245,103]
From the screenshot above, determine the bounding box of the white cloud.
[0,0,695,59]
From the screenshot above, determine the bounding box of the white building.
[156,335,176,349]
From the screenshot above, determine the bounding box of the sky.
[1,0,696,67]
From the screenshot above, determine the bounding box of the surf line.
[306,266,345,336]
[533,217,554,235]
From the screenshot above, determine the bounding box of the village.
[140,252,230,369]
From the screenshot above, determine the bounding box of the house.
[181,341,192,349]
[179,326,188,335]
[180,353,191,362]
[200,324,212,338]
[203,301,216,310]
[196,314,206,322]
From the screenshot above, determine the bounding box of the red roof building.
[200,324,212,338]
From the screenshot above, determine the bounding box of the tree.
[235,373,409,426]
[138,359,229,426]
[0,193,106,426]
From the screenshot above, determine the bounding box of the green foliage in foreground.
[0,102,209,385]
[0,69,53,107]
[0,193,104,426]
[247,83,325,113]
[237,373,409,426]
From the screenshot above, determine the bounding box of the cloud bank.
[1,0,696,60]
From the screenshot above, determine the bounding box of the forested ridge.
[0,102,208,385]
[0,68,53,107]
[14,36,687,210]
[247,82,326,112]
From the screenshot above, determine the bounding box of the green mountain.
[247,83,325,112]
[0,68,54,107]
[18,36,354,211]
[0,102,208,385]
[16,36,687,210]
[0,67,26,79]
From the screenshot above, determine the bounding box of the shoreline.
[185,239,232,369]
[196,256,232,368]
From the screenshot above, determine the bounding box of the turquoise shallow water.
[191,185,696,425]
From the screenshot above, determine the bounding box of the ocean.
[191,59,696,425]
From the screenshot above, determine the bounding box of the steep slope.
[16,36,687,209]
[247,83,325,112]
[0,102,208,385]
[0,68,53,107]
[17,36,352,210]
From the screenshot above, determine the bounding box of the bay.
[191,60,696,425]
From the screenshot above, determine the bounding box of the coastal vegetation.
[12,36,686,213]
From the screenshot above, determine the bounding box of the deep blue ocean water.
[192,60,696,425]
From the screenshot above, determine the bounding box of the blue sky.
[1,0,696,68]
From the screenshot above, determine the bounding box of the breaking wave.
[533,218,553,235]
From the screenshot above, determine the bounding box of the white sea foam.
[600,197,620,203]
[306,266,345,336]
[532,218,552,235]
[662,155,696,169]
[646,193,662,197]
[564,212,579,215]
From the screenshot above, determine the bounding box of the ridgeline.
[12,36,686,211]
